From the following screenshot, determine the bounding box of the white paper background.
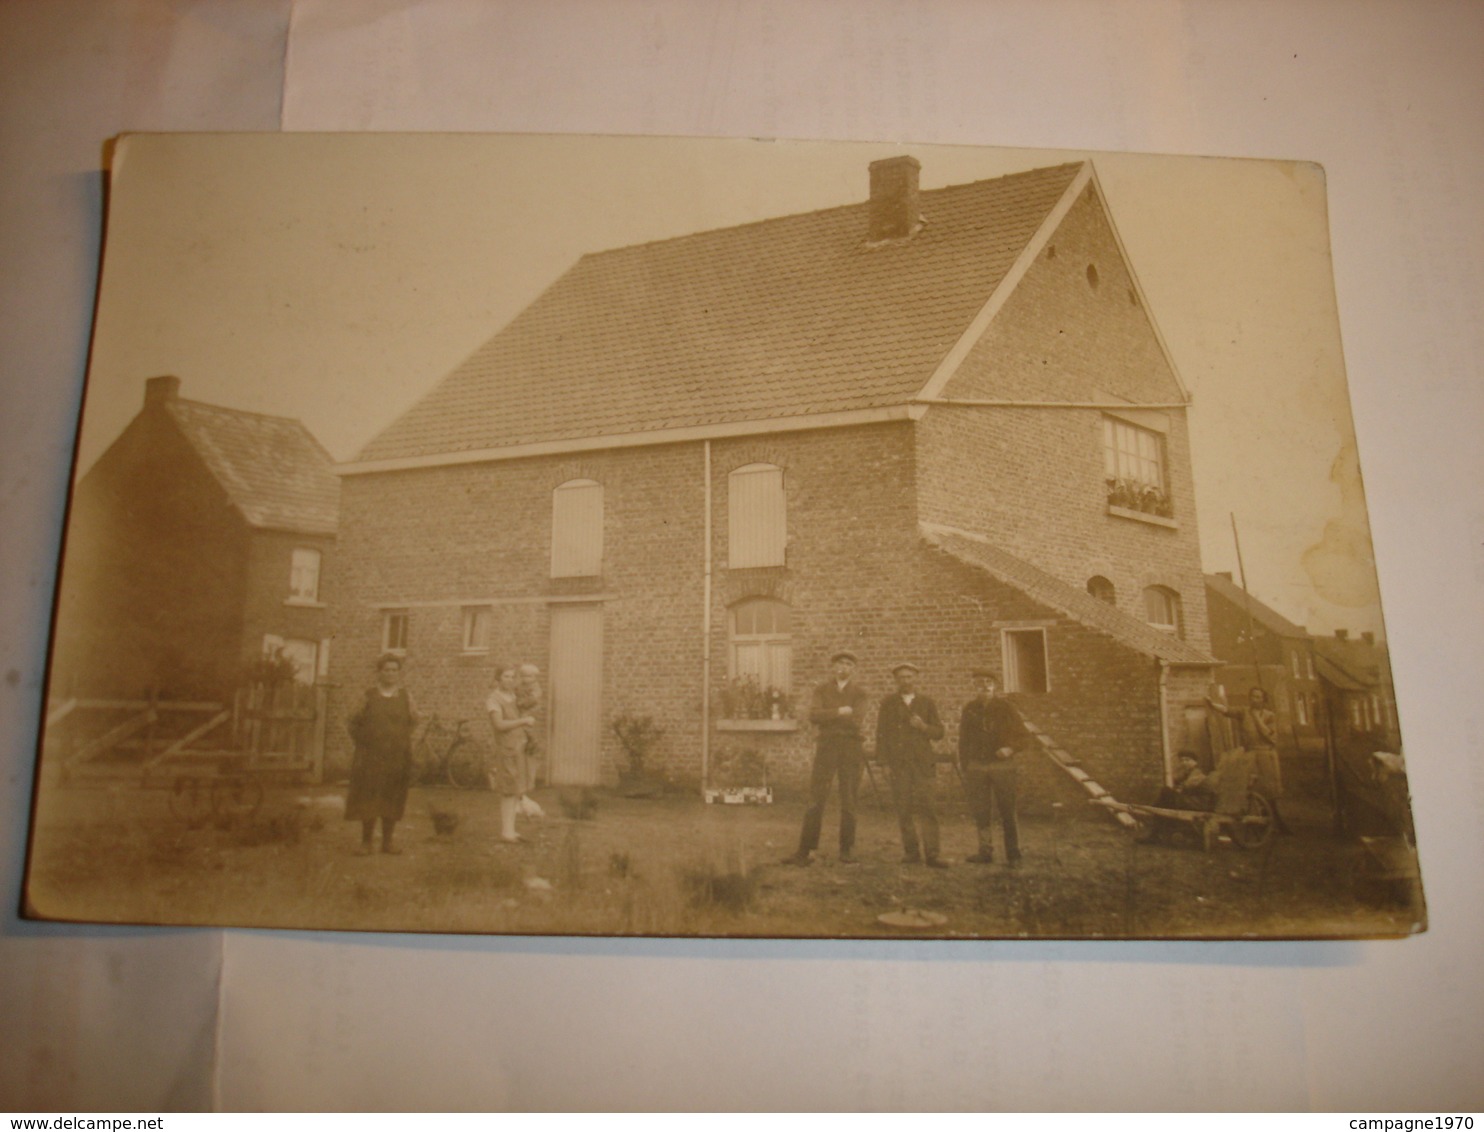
[3,0,1482,1111]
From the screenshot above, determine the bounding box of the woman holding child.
[486,664,536,843]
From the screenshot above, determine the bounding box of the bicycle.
[412,715,490,789]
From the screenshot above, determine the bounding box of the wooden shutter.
[551,480,604,577]
[728,464,785,568]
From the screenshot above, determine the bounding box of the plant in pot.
[707,744,771,804]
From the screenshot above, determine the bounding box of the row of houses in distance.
[47,156,1402,810]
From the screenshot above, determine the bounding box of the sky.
[78,133,1382,637]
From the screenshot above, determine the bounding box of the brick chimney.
[145,375,180,406]
[1361,631,1375,646]
[1335,629,1349,640]
[868,155,921,242]
[1216,571,1233,582]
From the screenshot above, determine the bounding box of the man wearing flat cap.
[875,662,948,867]
[787,649,870,865]
[958,668,1030,865]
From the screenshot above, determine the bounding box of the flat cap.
[891,661,920,675]
[830,649,860,664]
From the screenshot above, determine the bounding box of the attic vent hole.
[1046,244,1057,260]
[1086,264,1100,290]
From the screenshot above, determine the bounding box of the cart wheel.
[1232,791,1274,849]
[211,775,264,822]
[169,777,212,825]
[446,740,489,790]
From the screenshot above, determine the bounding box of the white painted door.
[548,604,604,786]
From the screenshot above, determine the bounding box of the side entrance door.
[547,604,604,786]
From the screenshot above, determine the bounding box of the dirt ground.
[23,775,1425,940]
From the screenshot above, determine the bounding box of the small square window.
[462,606,491,653]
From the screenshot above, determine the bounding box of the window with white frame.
[263,634,318,684]
[728,598,792,695]
[551,479,604,577]
[728,463,786,568]
[1296,693,1309,727]
[1290,650,1302,679]
[1002,628,1049,694]
[1103,417,1171,516]
[289,547,321,603]
[1349,698,1363,729]
[1143,585,1183,637]
[461,606,491,653]
[382,609,409,654]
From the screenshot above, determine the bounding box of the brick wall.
[332,413,1191,804]
[918,182,1211,655]
[51,409,250,700]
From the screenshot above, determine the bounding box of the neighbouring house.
[1204,571,1326,758]
[51,376,339,702]
[1314,629,1401,756]
[328,157,1219,805]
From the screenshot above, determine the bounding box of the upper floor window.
[382,609,409,654]
[1087,575,1116,605]
[551,479,604,577]
[289,548,321,603]
[729,463,786,568]
[1143,585,1183,637]
[1290,650,1303,680]
[1104,417,1171,517]
[728,598,792,696]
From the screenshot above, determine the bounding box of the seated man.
[1140,751,1215,844]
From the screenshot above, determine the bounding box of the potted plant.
[705,745,772,804]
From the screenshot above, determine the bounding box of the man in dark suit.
[958,668,1030,865]
[787,649,870,865]
[875,662,948,867]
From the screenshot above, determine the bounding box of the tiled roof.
[1313,652,1367,692]
[1312,636,1388,688]
[358,163,1085,462]
[1204,572,1309,639]
[168,399,339,535]
[923,525,1218,665]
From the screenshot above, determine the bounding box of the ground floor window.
[382,609,409,654]
[1143,585,1183,637]
[725,598,793,716]
[461,605,491,653]
[1002,628,1049,694]
[261,634,318,684]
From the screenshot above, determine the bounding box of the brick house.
[1314,630,1401,755]
[52,376,339,701]
[1204,571,1326,757]
[329,158,1218,804]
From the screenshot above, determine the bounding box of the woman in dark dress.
[345,653,419,855]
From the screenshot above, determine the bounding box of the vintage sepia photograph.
[24,133,1422,939]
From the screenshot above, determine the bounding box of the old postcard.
[25,133,1422,938]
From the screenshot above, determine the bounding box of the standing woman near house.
[345,653,420,855]
[486,664,536,843]
[1207,686,1291,834]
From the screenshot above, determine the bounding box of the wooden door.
[548,604,604,786]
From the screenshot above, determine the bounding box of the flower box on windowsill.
[704,786,774,805]
[715,718,798,732]
[1107,504,1178,529]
